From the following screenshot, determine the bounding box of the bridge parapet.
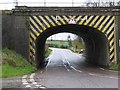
[13,6,120,16]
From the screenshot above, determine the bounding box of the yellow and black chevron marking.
[29,15,116,65]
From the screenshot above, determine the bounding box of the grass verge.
[45,48,52,58]
[109,63,120,71]
[1,48,37,78]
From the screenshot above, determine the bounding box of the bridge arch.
[35,24,109,69]
[29,15,116,69]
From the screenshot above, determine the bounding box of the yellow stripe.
[79,16,88,25]
[30,45,35,53]
[84,16,94,25]
[30,32,36,40]
[51,16,61,25]
[108,31,114,40]
[45,16,56,26]
[110,46,114,52]
[102,17,114,33]
[57,16,66,24]
[94,16,105,28]
[106,24,114,35]
[30,25,39,35]
[77,16,82,20]
[109,39,114,46]
[63,16,69,22]
[69,16,76,19]
[90,16,99,26]
[98,16,111,30]
[30,17,39,29]
[30,52,33,57]
[30,38,35,46]
[33,16,45,30]
[110,53,115,59]
[39,16,50,28]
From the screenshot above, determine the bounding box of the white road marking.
[36,85,42,87]
[89,73,96,76]
[88,73,118,79]
[22,75,29,85]
[26,85,31,88]
[99,68,105,70]
[71,66,82,73]
[30,73,35,82]
[62,59,70,71]
[40,86,47,89]
[62,52,82,73]
[108,70,118,73]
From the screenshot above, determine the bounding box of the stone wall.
[2,12,29,59]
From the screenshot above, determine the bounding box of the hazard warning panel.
[68,17,77,24]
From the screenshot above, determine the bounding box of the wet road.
[2,48,118,89]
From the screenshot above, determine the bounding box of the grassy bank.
[45,48,52,58]
[1,48,37,78]
[109,63,120,71]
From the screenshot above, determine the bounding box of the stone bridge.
[2,6,120,68]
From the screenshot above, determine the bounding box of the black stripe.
[93,16,101,26]
[30,55,33,60]
[30,28,38,38]
[61,16,68,24]
[49,16,58,26]
[104,20,114,34]
[30,49,34,54]
[42,16,53,27]
[77,15,85,23]
[87,16,96,26]
[31,16,44,30]
[57,15,64,25]
[109,34,114,42]
[30,28,37,38]
[83,16,89,25]
[106,28,114,38]
[101,16,113,31]
[97,16,108,29]
[36,16,47,28]
[110,42,114,48]
[30,20,40,34]
[30,35,35,42]
[110,55,114,62]
[110,49,114,55]
[30,42,35,48]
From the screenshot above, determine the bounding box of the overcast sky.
[0,0,119,10]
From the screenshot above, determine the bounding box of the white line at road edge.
[30,73,37,84]
[22,75,29,85]
[88,73,118,79]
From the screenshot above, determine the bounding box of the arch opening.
[36,24,109,69]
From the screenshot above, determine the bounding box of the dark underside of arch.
[36,24,109,69]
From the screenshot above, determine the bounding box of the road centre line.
[62,52,82,73]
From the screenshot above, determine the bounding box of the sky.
[47,33,76,40]
[0,0,119,10]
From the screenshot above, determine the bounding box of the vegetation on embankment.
[1,48,52,78]
[1,48,37,78]
[46,41,69,48]
[109,62,120,71]
[45,48,52,58]
[70,41,85,54]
